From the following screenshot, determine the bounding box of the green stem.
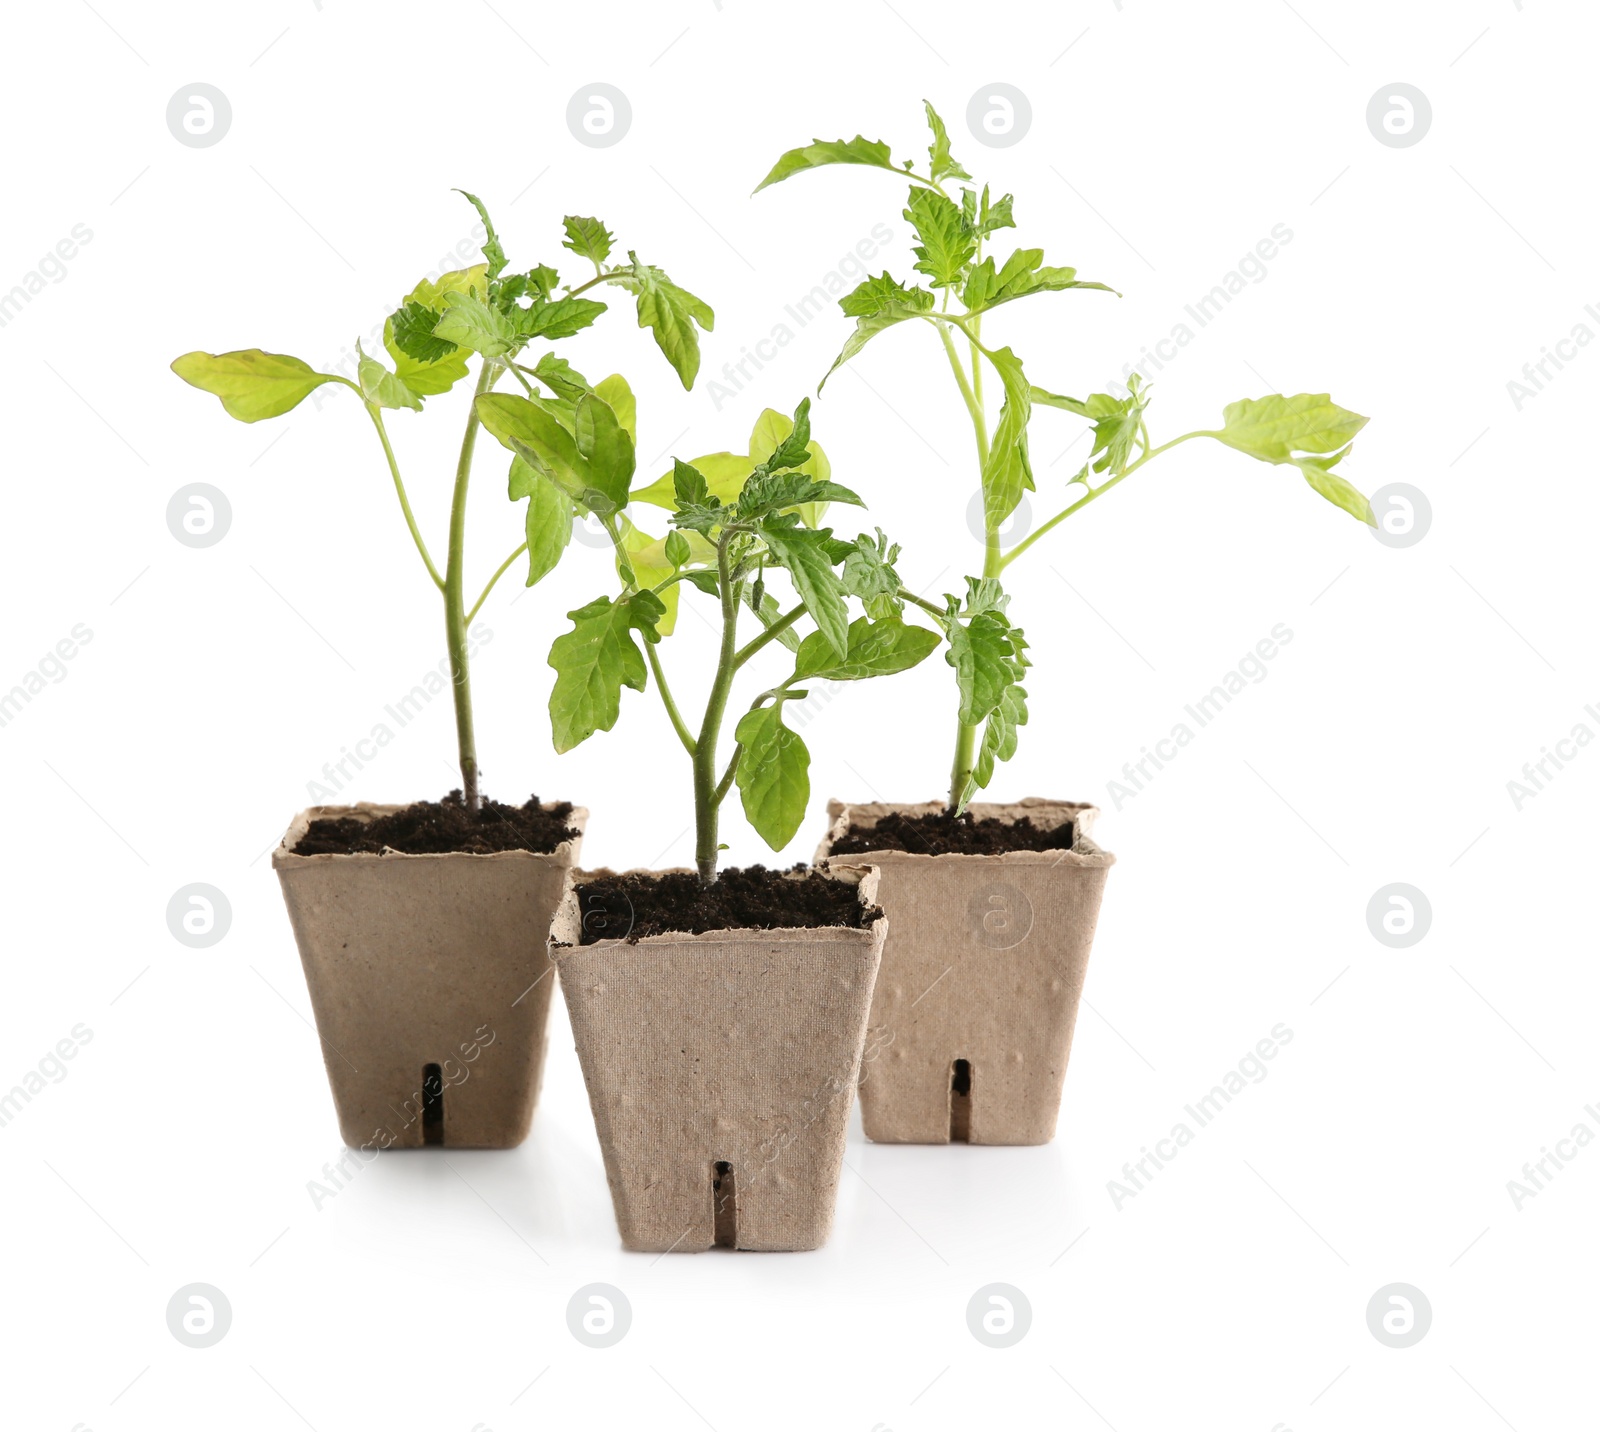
[935,322,989,469]
[713,745,741,805]
[900,589,947,620]
[566,270,616,299]
[445,361,498,810]
[732,600,806,668]
[364,405,444,589]
[466,542,528,625]
[646,643,696,758]
[692,528,745,884]
[998,431,1209,571]
[936,311,997,812]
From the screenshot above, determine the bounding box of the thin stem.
[466,542,528,625]
[899,589,946,620]
[732,600,806,669]
[713,746,740,806]
[998,431,1210,571]
[646,643,696,758]
[649,568,706,595]
[565,270,614,299]
[935,308,996,811]
[692,527,746,884]
[364,405,444,589]
[444,361,498,810]
[968,235,986,416]
[935,322,989,469]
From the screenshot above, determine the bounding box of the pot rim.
[814,797,1115,869]
[271,800,588,867]
[551,862,883,954]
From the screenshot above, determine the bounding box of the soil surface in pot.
[574,865,866,944]
[830,810,1074,857]
[294,791,578,856]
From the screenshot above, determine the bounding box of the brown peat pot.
[552,865,885,1252]
[817,798,1113,1145]
[272,802,585,1150]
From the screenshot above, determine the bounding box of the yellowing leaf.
[171,349,343,423]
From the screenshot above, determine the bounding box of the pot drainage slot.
[422,1063,444,1146]
[712,1160,737,1248]
[949,1059,972,1143]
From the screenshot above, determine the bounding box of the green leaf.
[760,522,849,659]
[946,610,1019,725]
[818,306,928,389]
[632,451,751,510]
[1212,393,1370,462]
[961,184,1015,240]
[839,272,935,318]
[839,529,906,619]
[664,529,691,568]
[519,461,573,587]
[738,471,863,521]
[1204,393,1375,526]
[1296,448,1376,526]
[547,591,665,752]
[682,567,722,598]
[753,135,899,193]
[170,349,342,423]
[764,396,813,471]
[454,189,508,281]
[573,392,635,512]
[1084,381,1148,478]
[953,575,1010,618]
[390,301,461,364]
[793,617,939,682]
[433,292,517,357]
[502,264,561,304]
[531,353,591,401]
[610,256,714,388]
[514,296,608,341]
[1029,384,1092,418]
[747,406,833,526]
[969,679,1028,805]
[924,100,971,182]
[386,317,470,396]
[904,186,975,290]
[748,586,802,652]
[617,519,714,636]
[961,247,1114,313]
[476,393,588,496]
[562,215,614,267]
[355,342,423,411]
[981,345,1034,529]
[734,703,810,850]
[593,373,636,441]
[402,264,489,312]
[673,458,710,508]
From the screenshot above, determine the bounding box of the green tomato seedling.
[173,192,712,809]
[757,105,1376,812]
[477,385,939,884]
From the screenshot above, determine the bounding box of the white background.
[2,0,1594,1427]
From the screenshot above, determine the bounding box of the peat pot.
[552,865,885,1252]
[272,802,585,1150]
[817,798,1113,1145]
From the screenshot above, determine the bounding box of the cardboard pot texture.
[272,803,585,1150]
[552,866,885,1253]
[817,799,1113,1146]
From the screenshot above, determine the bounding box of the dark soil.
[829,810,1074,857]
[574,864,868,945]
[294,792,578,856]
